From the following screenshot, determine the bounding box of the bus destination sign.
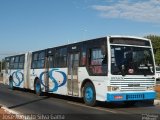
[110,38,150,46]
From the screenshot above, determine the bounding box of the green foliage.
[157,92,160,100]
[0,59,5,72]
[145,35,160,65]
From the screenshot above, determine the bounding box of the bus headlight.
[146,86,154,90]
[107,86,120,91]
[112,86,120,91]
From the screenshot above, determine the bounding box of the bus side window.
[14,56,19,69]
[19,55,25,69]
[88,48,107,76]
[81,45,87,66]
[38,51,45,68]
[32,53,38,69]
[55,47,67,68]
[32,51,45,69]
[10,57,14,69]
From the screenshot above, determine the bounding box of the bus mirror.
[153,48,156,54]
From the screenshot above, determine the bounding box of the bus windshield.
[111,46,154,75]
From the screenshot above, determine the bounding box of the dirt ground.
[155,85,160,100]
[0,108,23,120]
[155,85,160,92]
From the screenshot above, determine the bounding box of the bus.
[3,36,156,106]
[156,66,160,81]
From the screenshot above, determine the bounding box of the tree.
[0,59,6,72]
[145,35,160,65]
[0,61,1,72]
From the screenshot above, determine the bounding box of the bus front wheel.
[83,82,96,106]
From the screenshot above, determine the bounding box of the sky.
[0,0,160,59]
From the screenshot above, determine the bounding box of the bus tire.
[9,79,14,90]
[34,79,42,96]
[83,82,96,106]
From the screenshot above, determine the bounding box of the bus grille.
[126,94,144,100]
[110,77,155,91]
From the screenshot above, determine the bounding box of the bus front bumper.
[106,91,156,102]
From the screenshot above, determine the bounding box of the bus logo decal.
[12,70,24,87]
[39,69,67,92]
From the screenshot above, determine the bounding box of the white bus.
[156,66,160,81]
[3,36,156,106]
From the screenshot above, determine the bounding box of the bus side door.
[68,52,79,96]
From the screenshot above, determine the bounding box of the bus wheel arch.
[34,77,42,96]
[81,79,97,106]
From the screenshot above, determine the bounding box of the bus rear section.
[106,36,156,105]
[3,53,31,89]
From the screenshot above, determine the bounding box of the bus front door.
[68,53,79,96]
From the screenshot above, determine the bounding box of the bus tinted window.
[15,56,19,63]
[9,55,25,69]
[32,51,45,69]
[55,48,67,67]
[48,56,54,68]
[39,52,45,59]
[11,57,14,63]
[88,48,107,76]
[111,46,154,75]
[33,53,38,60]
[80,45,87,66]
[32,61,37,69]
[19,63,24,69]
[10,57,14,69]
[14,63,19,69]
[91,49,103,65]
[37,60,45,68]
[19,56,24,63]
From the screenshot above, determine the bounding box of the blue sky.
[0,0,160,59]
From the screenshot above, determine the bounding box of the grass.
[156,92,160,100]
[155,85,160,100]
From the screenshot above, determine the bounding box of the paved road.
[0,83,160,120]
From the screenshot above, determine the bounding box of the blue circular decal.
[12,70,24,86]
[39,69,67,92]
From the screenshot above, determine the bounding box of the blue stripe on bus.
[107,91,156,102]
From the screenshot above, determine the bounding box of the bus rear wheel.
[34,79,42,96]
[9,79,14,90]
[83,82,96,106]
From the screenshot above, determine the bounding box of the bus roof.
[109,35,150,41]
[4,35,151,58]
